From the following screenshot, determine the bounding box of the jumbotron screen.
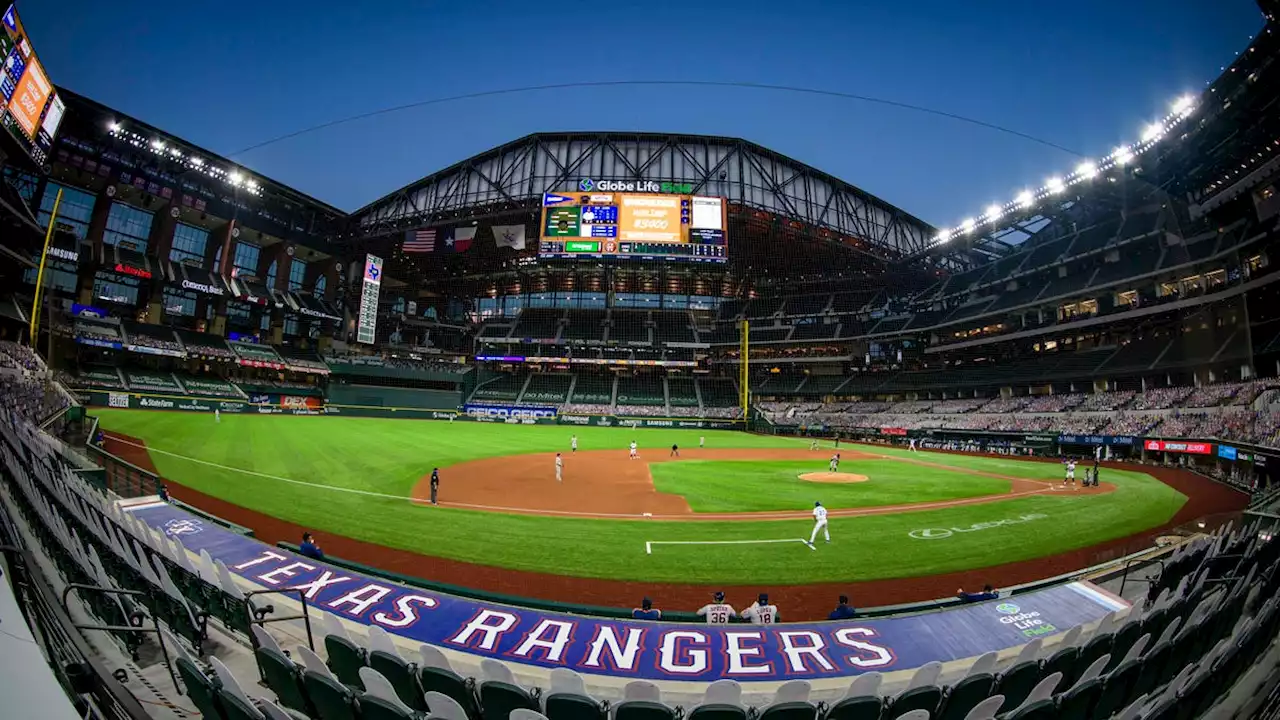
[0,3,63,166]
[538,187,727,263]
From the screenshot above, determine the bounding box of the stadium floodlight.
[107,121,121,133]
[1141,122,1165,144]
[150,139,164,151]
[934,231,948,243]
[1171,94,1195,116]
[1076,162,1098,180]
[1046,177,1065,194]
[229,171,243,186]
[985,204,1002,222]
[961,217,977,233]
[1015,190,1034,208]
[190,157,204,167]
[1112,146,1134,166]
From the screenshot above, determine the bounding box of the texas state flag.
[444,227,476,253]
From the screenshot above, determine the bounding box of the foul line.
[646,538,810,554]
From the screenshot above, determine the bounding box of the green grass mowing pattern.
[94,410,1188,585]
[649,460,1009,512]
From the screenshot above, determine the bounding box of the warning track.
[408,448,1114,520]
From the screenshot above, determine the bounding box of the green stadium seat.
[757,701,817,720]
[357,694,420,720]
[255,647,310,716]
[886,685,940,718]
[613,700,677,720]
[324,634,368,689]
[543,693,606,720]
[419,666,478,718]
[368,650,426,712]
[1003,698,1057,720]
[1040,646,1079,688]
[217,688,266,720]
[1055,678,1101,720]
[176,657,225,720]
[479,680,538,720]
[824,696,885,720]
[937,672,994,720]
[687,704,748,720]
[303,669,359,720]
[1092,660,1141,719]
[995,662,1040,713]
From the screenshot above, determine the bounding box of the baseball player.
[908,438,917,452]
[1064,459,1077,489]
[828,453,840,472]
[214,408,220,424]
[696,591,735,625]
[742,593,778,624]
[670,443,680,457]
[555,453,563,482]
[699,436,705,449]
[571,435,578,453]
[429,468,440,505]
[810,438,819,451]
[629,440,638,459]
[807,501,830,546]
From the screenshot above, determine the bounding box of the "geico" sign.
[463,404,557,420]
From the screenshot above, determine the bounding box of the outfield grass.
[649,459,1009,512]
[94,410,1189,585]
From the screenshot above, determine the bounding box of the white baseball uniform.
[1066,461,1076,481]
[909,438,917,452]
[809,504,830,544]
[699,436,705,448]
[829,454,839,472]
[629,441,638,459]
[742,602,778,625]
[571,436,577,452]
[696,603,736,625]
[215,408,220,423]
[555,456,563,482]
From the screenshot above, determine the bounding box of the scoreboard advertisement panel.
[0,3,64,166]
[539,189,727,263]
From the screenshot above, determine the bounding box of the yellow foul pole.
[739,319,749,420]
[28,188,63,347]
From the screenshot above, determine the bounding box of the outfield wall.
[78,390,745,429]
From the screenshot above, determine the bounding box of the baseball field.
[91,409,1208,598]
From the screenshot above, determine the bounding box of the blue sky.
[25,0,1264,227]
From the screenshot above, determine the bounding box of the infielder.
[908,438,917,452]
[828,453,840,472]
[555,453,563,482]
[742,593,778,624]
[810,439,820,451]
[670,443,679,457]
[571,435,578,453]
[696,591,735,625]
[214,408,220,424]
[629,440,638,459]
[807,501,830,546]
[699,436,705,448]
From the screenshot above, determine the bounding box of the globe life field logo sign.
[579,178,694,194]
[996,601,1058,638]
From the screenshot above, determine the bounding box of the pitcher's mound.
[799,472,870,484]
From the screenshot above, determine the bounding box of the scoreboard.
[538,191,727,263]
[0,4,63,166]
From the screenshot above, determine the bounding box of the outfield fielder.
[555,453,563,482]
[807,501,830,547]
[571,435,578,453]
[215,408,220,424]
[699,436,705,448]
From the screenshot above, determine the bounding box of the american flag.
[403,228,436,253]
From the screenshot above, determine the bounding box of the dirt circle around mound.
[798,471,870,484]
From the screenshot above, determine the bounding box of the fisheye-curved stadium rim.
[341,130,944,270]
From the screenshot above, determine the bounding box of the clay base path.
[411,448,1114,519]
[101,433,1249,620]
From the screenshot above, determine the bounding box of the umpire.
[430,468,440,505]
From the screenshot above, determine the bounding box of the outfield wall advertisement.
[84,392,742,428]
[126,500,1127,682]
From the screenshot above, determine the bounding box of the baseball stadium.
[3,2,1280,719]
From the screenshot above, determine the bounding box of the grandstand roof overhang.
[343,131,946,265]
